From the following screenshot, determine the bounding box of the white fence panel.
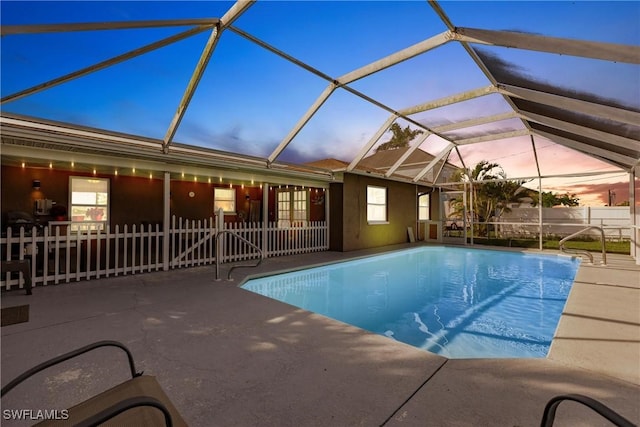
[170,217,217,268]
[2,218,328,292]
[1,222,165,291]
[500,207,631,240]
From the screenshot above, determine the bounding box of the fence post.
[215,208,224,280]
[262,183,269,259]
[325,187,330,250]
[163,171,171,271]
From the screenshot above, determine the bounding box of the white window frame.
[277,188,309,228]
[418,193,430,221]
[214,188,236,214]
[69,176,109,232]
[367,185,388,224]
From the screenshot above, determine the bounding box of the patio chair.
[540,394,636,427]
[1,259,32,295]
[1,340,187,426]
[444,221,461,237]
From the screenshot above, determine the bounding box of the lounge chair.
[541,394,636,427]
[1,340,187,426]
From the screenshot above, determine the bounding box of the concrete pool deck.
[1,243,639,426]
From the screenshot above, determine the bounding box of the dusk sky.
[1,1,638,206]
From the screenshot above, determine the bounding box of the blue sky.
[1,1,639,204]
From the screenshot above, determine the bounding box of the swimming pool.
[241,246,580,358]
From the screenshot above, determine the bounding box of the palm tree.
[375,123,423,152]
[450,161,528,237]
[484,180,530,237]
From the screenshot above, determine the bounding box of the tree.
[466,161,506,226]
[375,123,423,152]
[530,191,579,207]
[450,161,529,237]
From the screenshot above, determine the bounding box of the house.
[356,146,458,184]
[305,148,460,251]
[1,115,448,290]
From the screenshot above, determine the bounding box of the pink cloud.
[552,180,634,206]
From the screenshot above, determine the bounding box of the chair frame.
[1,340,177,427]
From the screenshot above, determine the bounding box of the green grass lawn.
[543,239,630,254]
[470,237,630,254]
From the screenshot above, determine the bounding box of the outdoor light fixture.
[32,179,41,190]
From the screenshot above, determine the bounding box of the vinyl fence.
[1,217,329,292]
[498,207,631,240]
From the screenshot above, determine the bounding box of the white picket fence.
[1,217,329,291]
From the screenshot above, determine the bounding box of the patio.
[1,244,638,426]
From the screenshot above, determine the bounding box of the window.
[367,185,387,223]
[70,177,109,231]
[418,193,430,220]
[277,189,308,227]
[214,188,236,214]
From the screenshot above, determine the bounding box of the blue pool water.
[242,247,580,358]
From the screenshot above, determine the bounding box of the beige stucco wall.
[333,173,431,252]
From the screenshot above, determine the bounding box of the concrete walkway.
[1,245,639,426]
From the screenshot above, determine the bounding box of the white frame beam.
[162,25,221,152]
[0,116,161,149]
[630,169,638,262]
[531,135,543,250]
[432,151,449,185]
[455,129,530,145]
[163,1,255,152]
[432,111,518,134]
[499,84,640,126]
[428,0,455,31]
[413,143,455,182]
[219,1,255,27]
[267,83,337,164]
[230,25,456,164]
[532,129,635,169]
[0,18,219,35]
[384,131,431,177]
[347,115,397,171]
[429,2,635,203]
[228,25,334,82]
[454,27,640,64]
[435,169,629,187]
[520,111,640,153]
[430,2,539,155]
[337,31,452,84]
[453,146,469,173]
[1,26,213,105]
[398,85,496,116]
